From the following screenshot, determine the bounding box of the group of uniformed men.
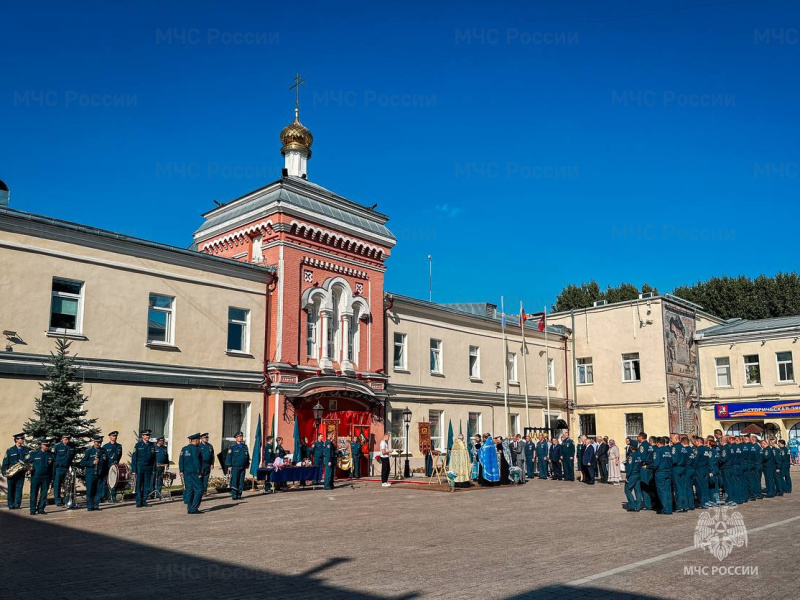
[263,432,345,491]
[622,430,793,515]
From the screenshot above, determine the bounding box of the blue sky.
[2,0,797,310]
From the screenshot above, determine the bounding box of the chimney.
[0,180,8,208]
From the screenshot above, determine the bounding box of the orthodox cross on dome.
[289,72,306,118]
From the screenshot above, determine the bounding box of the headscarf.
[450,438,471,483]
[609,440,616,447]
[478,434,500,482]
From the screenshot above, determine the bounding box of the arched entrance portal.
[288,388,384,477]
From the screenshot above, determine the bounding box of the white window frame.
[743,354,761,385]
[576,357,593,385]
[469,345,481,379]
[221,401,251,454]
[139,398,174,449]
[715,357,732,387]
[393,333,407,370]
[429,409,444,451]
[49,278,84,334]
[227,307,250,353]
[430,338,443,374]
[621,352,641,382]
[147,293,176,345]
[306,306,318,359]
[507,352,518,383]
[389,409,406,453]
[777,351,795,383]
[468,412,482,437]
[509,413,520,436]
[547,357,555,387]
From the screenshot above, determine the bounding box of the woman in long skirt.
[608,440,621,485]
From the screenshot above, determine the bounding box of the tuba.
[64,466,78,509]
[6,460,29,479]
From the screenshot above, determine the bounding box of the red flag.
[537,314,545,332]
[520,310,528,323]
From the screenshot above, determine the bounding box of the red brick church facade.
[192,108,395,470]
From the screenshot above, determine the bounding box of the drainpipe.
[263,273,277,464]
[571,309,578,432]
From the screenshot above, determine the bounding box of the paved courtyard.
[2,477,798,600]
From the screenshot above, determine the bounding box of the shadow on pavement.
[0,510,420,600]
[503,585,678,600]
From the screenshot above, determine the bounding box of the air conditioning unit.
[639,292,654,299]
[592,300,608,307]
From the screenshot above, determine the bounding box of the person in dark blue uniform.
[179,433,204,514]
[693,437,711,508]
[154,437,170,494]
[524,435,535,480]
[637,433,655,511]
[581,438,595,484]
[731,437,744,504]
[52,434,75,507]
[769,439,783,497]
[624,440,642,511]
[323,433,336,490]
[1,433,29,510]
[80,436,108,511]
[131,429,157,507]
[350,435,362,478]
[653,437,673,515]
[742,435,756,501]
[225,431,250,500]
[311,434,324,485]
[669,435,686,511]
[29,438,55,515]
[778,439,792,493]
[548,438,563,480]
[536,436,548,479]
[199,433,214,496]
[561,433,575,481]
[101,431,123,503]
[718,437,734,505]
[707,437,721,505]
[752,436,764,499]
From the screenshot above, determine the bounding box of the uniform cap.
[39,438,51,445]
[140,429,152,436]
[201,433,209,438]
[92,435,104,442]
[108,431,119,436]
[13,433,24,441]
[61,433,71,439]
[157,436,165,442]
[234,431,244,437]
[188,433,202,440]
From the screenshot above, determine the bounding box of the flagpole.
[520,301,530,430]
[501,296,509,438]
[544,305,551,436]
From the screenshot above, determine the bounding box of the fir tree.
[23,338,100,446]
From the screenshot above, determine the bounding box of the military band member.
[102,431,123,502]
[29,438,55,515]
[80,435,108,511]
[179,433,204,514]
[131,429,157,508]
[199,433,214,495]
[225,431,250,500]
[323,433,336,490]
[155,437,170,494]
[624,440,642,511]
[53,434,75,507]
[2,433,29,509]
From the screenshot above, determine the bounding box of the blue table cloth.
[256,466,322,483]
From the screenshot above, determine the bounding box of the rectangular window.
[468,412,482,437]
[777,351,795,382]
[507,352,517,382]
[715,357,731,387]
[139,398,172,448]
[429,409,443,451]
[49,278,84,333]
[393,333,407,370]
[221,401,249,454]
[148,294,175,344]
[622,352,641,382]
[743,354,761,385]
[576,357,593,385]
[469,345,480,379]
[227,307,249,353]
[547,358,555,387]
[509,413,520,436]
[625,413,644,439]
[544,412,561,431]
[390,409,406,453]
[579,414,597,437]
[430,339,443,374]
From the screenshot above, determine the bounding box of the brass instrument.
[5,459,30,479]
[64,466,78,509]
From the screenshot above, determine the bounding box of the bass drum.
[107,463,131,490]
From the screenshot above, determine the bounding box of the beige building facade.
[696,316,800,442]
[385,295,569,469]
[548,295,724,447]
[0,207,275,485]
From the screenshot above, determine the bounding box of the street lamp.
[312,401,324,437]
[402,407,412,477]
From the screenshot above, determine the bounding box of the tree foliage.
[23,338,100,446]
[551,272,800,320]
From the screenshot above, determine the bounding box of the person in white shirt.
[379,434,391,487]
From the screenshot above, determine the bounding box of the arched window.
[725,422,762,437]
[306,305,318,359]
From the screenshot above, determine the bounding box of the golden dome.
[280,109,313,157]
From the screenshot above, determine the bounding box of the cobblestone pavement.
[2,477,797,600]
